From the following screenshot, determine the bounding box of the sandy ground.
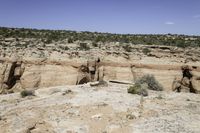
[0,83,200,133]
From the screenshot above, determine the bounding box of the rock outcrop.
[0,35,200,94]
[0,61,24,94]
[172,65,200,93]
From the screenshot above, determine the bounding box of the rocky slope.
[0,83,200,133]
[0,38,200,94]
[0,28,200,133]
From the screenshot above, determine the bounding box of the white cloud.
[165,21,175,25]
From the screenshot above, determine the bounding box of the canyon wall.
[0,45,200,94]
[1,36,200,94]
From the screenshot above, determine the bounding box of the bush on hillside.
[79,43,90,50]
[68,38,74,43]
[20,90,35,98]
[142,48,151,55]
[136,74,163,91]
[128,83,148,96]
[122,45,132,52]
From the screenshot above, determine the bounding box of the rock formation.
[172,65,200,93]
[0,61,24,94]
[0,34,200,94]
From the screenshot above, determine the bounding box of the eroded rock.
[172,65,199,93]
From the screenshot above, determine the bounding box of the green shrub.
[122,45,132,52]
[79,43,90,50]
[20,90,35,98]
[0,27,200,48]
[136,75,163,91]
[64,46,69,50]
[45,38,52,44]
[68,38,74,43]
[128,83,148,96]
[92,42,98,47]
[142,48,151,55]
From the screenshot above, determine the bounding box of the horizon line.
[0,26,199,37]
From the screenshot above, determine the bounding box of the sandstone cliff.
[1,28,200,94]
[0,41,200,94]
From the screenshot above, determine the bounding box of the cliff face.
[0,41,200,94]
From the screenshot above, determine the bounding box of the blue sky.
[0,0,200,35]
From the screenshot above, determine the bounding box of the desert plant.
[64,46,69,50]
[128,83,148,96]
[122,45,132,52]
[92,42,98,47]
[68,38,73,43]
[20,90,35,98]
[1,27,200,48]
[79,43,90,50]
[136,74,163,91]
[45,38,52,44]
[142,48,151,55]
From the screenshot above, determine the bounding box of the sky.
[0,0,200,35]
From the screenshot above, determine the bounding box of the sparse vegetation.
[123,45,132,52]
[68,38,74,43]
[128,83,148,96]
[0,27,200,48]
[128,74,163,96]
[79,43,90,50]
[45,38,53,44]
[92,42,98,47]
[136,75,163,91]
[20,90,35,98]
[142,48,151,55]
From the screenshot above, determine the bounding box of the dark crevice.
[78,77,90,85]
[173,65,198,94]
[4,62,22,90]
[5,62,17,89]
[90,70,95,75]
[189,81,196,93]
[192,66,197,69]
[181,66,196,93]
